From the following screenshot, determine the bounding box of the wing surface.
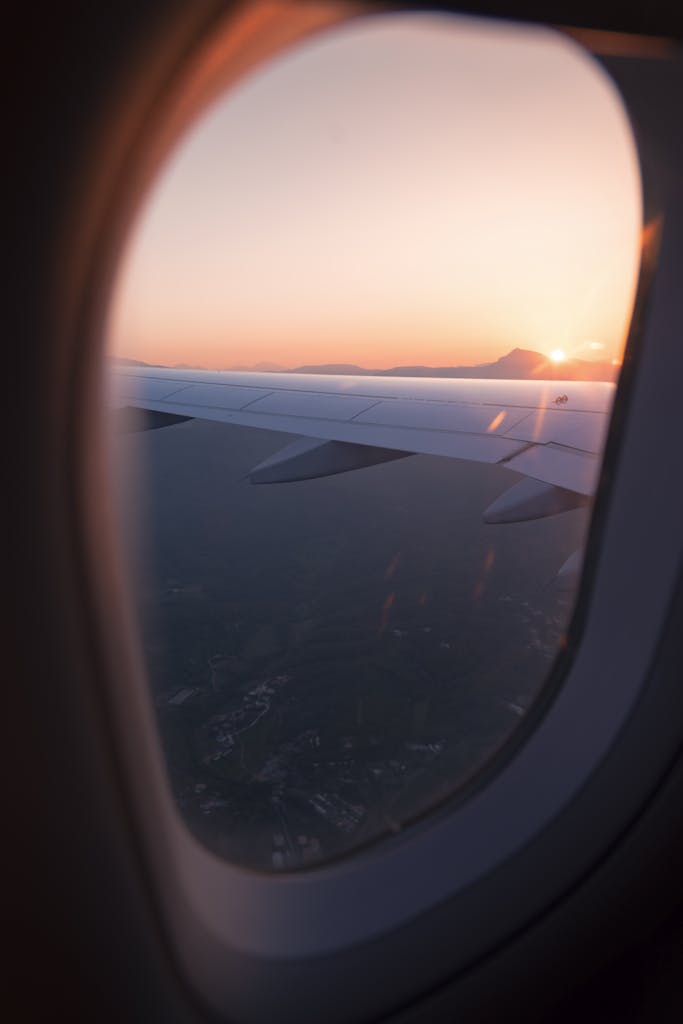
[110,366,613,499]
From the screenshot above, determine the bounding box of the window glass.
[108,12,641,869]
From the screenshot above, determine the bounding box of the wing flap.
[504,443,599,496]
[502,408,608,453]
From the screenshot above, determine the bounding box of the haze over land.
[115,412,587,870]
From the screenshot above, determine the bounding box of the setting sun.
[550,348,567,364]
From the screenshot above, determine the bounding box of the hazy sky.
[108,12,642,370]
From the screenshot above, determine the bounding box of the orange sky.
[107,12,642,371]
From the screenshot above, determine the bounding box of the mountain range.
[111,348,618,382]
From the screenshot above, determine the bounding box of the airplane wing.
[110,365,613,524]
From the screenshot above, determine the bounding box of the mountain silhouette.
[289,348,618,382]
[228,360,287,372]
[111,348,618,382]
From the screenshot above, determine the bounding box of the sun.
[549,348,567,363]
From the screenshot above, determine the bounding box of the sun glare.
[550,348,567,363]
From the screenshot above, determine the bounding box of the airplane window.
[106,11,642,870]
